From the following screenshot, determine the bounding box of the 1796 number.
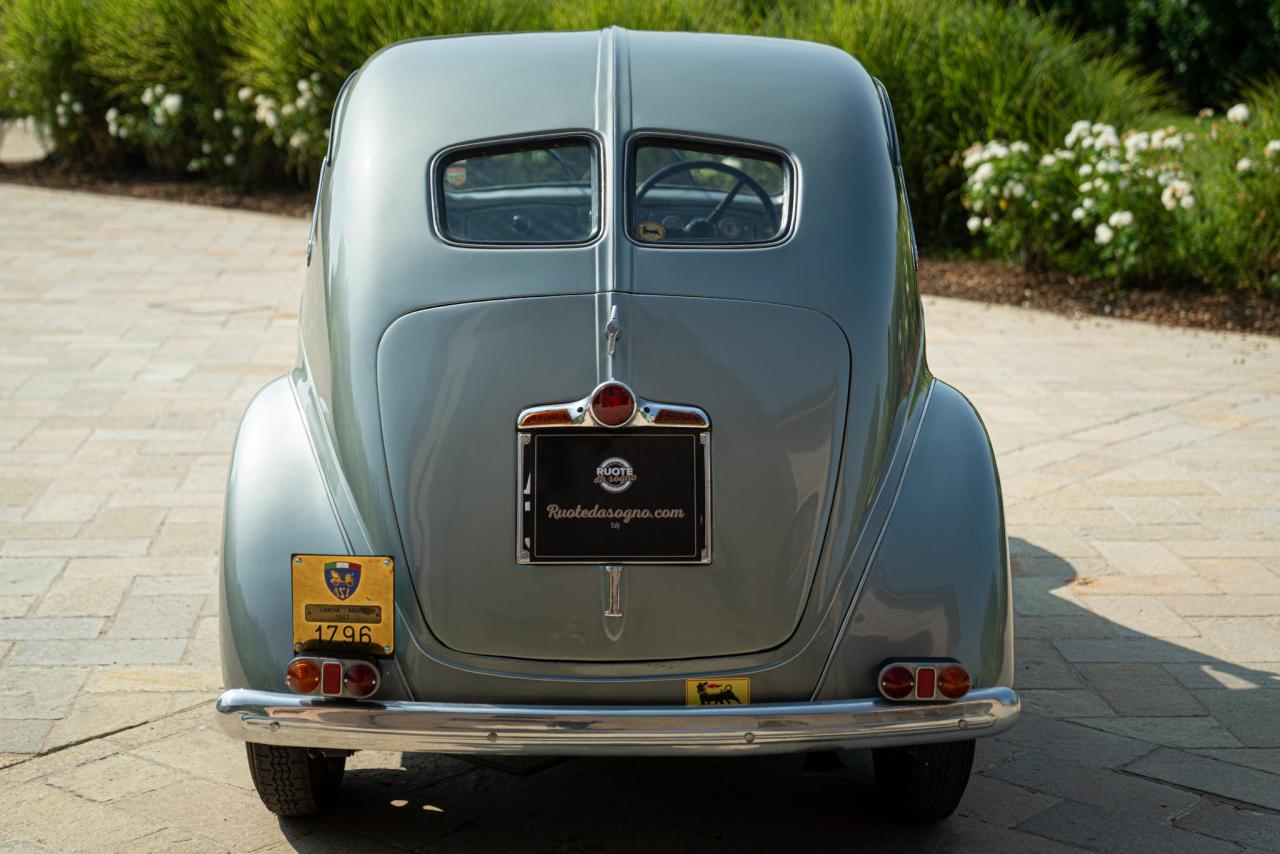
[313,624,373,644]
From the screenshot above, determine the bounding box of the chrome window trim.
[624,130,798,250]
[428,130,605,249]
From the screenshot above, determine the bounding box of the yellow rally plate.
[292,554,394,654]
[685,678,750,706]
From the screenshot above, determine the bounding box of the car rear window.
[630,139,790,246]
[437,137,599,245]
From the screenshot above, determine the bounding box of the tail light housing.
[284,656,380,700]
[877,661,971,702]
[590,382,636,427]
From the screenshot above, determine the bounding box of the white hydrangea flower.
[1081,197,1095,210]
[213,108,225,122]
[1265,140,1280,158]
[154,83,166,95]
[1094,223,1114,245]
[1237,158,1253,172]
[224,153,236,166]
[1078,163,1093,177]
[262,111,278,129]
[201,142,212,154]
[281,103,296,117]
[966,216,982,234]
[1180,194,1195,210]
[141,86,155,106]
[60,91,71,104]
[1064,120,1091,147]
[238,86,254,102]
[297,79,310,93]
[288,130,309,150]
[1108,210,1133,228]
[970,162,995,187]
[1079,180,1095,193]
[1010,141,1029,154]
[982,217,992,228]
[118,126,129,139]
[161,93,182,116]
[105,107,118,123]
[1005,181,1026,199]
[1039,153,1057,167]
[71,102,82,115]
[1227,103,1250,124]
[1071,207,1086,222]
[232,125,244,140]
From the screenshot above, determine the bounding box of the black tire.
[872,739,975,822]
[245,743,346,817]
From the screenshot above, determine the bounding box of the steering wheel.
[635,159,779,239]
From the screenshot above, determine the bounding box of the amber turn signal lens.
[938,666,972,699]
[880,665,915,700]
[591,382,635,427]
[344,662,379,698]
[519,408,574,427]
[285,659,320,694]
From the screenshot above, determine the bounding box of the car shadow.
[273,536,1280,851]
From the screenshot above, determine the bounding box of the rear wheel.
[245,743,346,817]
[872,739,975,822]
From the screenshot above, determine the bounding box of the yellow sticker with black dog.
[685,678,750,706]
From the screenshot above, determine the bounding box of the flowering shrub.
[961,98,1280,288]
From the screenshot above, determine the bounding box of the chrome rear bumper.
[215,687,1019,756]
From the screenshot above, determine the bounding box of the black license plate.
[522,430,708,564]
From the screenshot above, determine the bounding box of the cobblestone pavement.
[1,183,1278,851]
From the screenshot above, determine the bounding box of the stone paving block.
[1015,799,1238,854]
[1188,558,1280,594]
[1077,595,1199,638]
[1191,688,1280,748]
[1067,716,1243,749]
[0,539,150,558]
[23,492,106,523]
[1164,595,1280,616]
[1054,637,1233,664]
[1014,577,1084,617]
[1090,541,1195,576]
[1174,800,1280,852]
[46,753,183,802]
[0,597,34,617]
[986,749,1199,820]
[110,827,228,853]
[1021,689,1115,718]
[33,576,129,618]
[0,667,88,721]
[1015,614,1119,639]
[131,726,253,790]
[0,559,64,596]
[1014,639,1086,689]
[61,556,212,578]
[1187,617,1280,662]
[130,575,216,596]
[1163,661,1280,690]
[84,664,221,694]
[1075,663,1208,717]
[1190,747,1280,775]
[114,777,287,852]
[0,617,103,640]
[0,720,54,753]
[45,692,174,750]
[1125,747,1280,811]
[11,638,187,666]
[958,773,1061,828]
[995,713,1155,769]
[3,782,166,852]
[105,594,203,639]
[79,506,166,539]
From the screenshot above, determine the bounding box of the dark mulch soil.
[3,159,1277,337]
[0,158,312,218]
[919,258,1280,337]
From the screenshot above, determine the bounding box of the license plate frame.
[291,554,395,654]
[517,428,711,565]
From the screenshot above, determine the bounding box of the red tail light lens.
[591,382,635,427]
[321,661,343,696]
[880,665,915,700]
[344,662,379,698]
[938,666,972,699]
[285,659,320,694]
[915,666,937,700]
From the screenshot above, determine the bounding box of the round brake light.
[344,662,379,698]
[285,659,320,694]
[591,382,635,427]
[938,666,971,699]
[880,665,915,700]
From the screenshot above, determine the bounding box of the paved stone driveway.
[0,183,1277,851]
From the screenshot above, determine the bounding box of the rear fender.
[218,376,348,691]
[814,381,1013,700]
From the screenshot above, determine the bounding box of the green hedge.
[5,0,1275,290]
[1022,0,1280,110]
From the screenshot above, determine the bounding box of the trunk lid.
[377,293,849,661]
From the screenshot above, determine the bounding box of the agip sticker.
[685,678,750,706]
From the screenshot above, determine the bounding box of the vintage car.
[216,27,1018,821]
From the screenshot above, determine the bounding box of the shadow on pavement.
[271,537,1280,851]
